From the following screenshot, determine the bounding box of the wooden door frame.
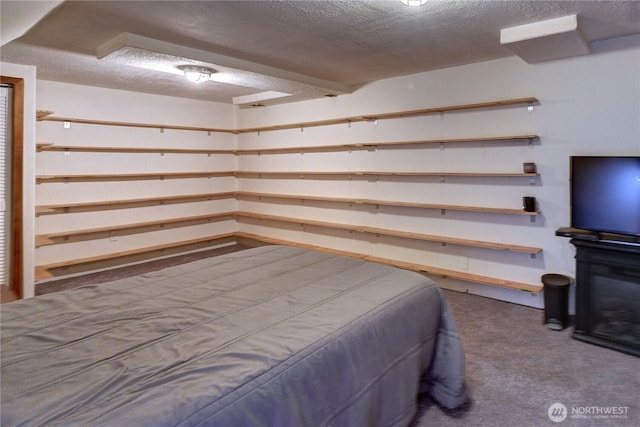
[1,76,24,298]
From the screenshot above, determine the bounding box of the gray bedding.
[1,245,468,426]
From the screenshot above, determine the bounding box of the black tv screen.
[570,156,640,237]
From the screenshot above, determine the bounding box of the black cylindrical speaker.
[542,274,571,331]
[523,196,536,212]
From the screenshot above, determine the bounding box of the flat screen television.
[570,156,640,239]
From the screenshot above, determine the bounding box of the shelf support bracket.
[530,215,537,223]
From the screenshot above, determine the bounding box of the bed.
[1,245,468,426]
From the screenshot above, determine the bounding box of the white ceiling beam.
[500,15,590,64]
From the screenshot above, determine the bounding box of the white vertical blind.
[0,85,11,287]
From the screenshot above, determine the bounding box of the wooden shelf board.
[236,211,541,254]
[36,212,236,246]
[237,134,539,154]
[37,144,234,155]
[237,171,539,178]
[35,233,237,281]
[36,171,235,183]
[35,231,542,292]
[35,191,540,217]
[38,115,238,134]
[37,97,538,136]
[37,134,538,156]
[36,110,54,120]
[235,97,538,134]
[235,233,542,293]
[36,192,236,215]
[237,191,541,216]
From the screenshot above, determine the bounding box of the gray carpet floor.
[414,289,640,427]
[35,245,639,426]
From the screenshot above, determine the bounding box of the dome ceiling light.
[177,65,215,83]
[400,0,428,6]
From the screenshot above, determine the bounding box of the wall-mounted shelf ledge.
[35,191,541,217]
[36,97,538,136]
[35,233,237,281]
[237,191,541,216]
[235,233,542,293]
[237,211,542,254]
[36,134,538,156]
[237,134,539,154]
[237,171,539,179]
[37,114,238,134]
[35,211,236,247]
[35,171,538,183]
[236,97,539,134]
[36,171,235,183]
[36,192,236,215]
[36,143,233,155]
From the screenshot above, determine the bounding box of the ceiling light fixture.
[400,0,428,6]
[178,65,215,83]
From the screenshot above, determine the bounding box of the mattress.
[0,245,468,426]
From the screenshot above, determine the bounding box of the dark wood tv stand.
[570,238,640,357]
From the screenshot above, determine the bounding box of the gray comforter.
[1,245,468,426]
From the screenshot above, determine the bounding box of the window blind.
[0,85,11,287]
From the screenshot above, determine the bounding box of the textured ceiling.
[2,0,639,106]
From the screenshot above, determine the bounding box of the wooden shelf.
[237,171,539,179]
[37,114,238,134]
[37,134,537,156]
[235,97,539,134]
[236,134,539,154]
[36,110,54,120]
[36,192,235,216]
[235,233,542,293]
[36,97,537,135]
[236,211,541,254]
[36,143,234,155]
[35,232,542,292]
[35,207,541,252]
[36,171,235,184]
[36,171,538,183]
[35,233,237,280]
[236,191,540,216]
[36,212,236,247]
